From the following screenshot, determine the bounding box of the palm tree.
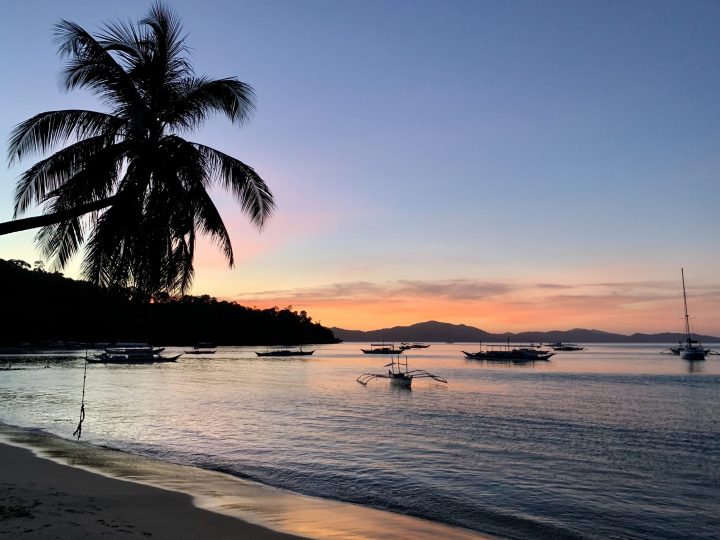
[2,3,274,299]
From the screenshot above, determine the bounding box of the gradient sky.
[1,0,719,334]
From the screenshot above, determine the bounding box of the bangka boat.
[89,345,180,364]
[255,348,315,357]
[361,343,408,354]
[676,269,706,361]
[663,344,710,356]
[356,356,447,388]
[401,342,431,349]
[462,347,554,362]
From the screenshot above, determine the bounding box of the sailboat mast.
[681,268,692,340]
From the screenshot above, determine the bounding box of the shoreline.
[0,437,304,539]
[0,423,495,540]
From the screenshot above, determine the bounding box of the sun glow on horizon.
[227,278,720,335]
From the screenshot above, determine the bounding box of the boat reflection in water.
[255,348,315,357]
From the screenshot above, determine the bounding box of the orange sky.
[228,278,720,335]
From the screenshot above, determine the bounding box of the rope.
[73,350,88,440]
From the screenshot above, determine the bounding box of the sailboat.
[678,269,706,361]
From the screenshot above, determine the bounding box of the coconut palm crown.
[6,3,274,299]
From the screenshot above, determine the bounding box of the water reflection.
[685,360,705,373]
[464,358,545,368]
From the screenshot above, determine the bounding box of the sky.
[1,0,719,334]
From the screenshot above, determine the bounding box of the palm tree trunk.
[0,195,119,236]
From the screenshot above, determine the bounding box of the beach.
[0,440,304,539]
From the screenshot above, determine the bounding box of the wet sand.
[0,441,305,539]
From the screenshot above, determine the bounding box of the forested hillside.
[0,259,338,346]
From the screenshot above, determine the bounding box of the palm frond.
[169,77,255,130]
[13,135,123,216]
[82,197,137,288]
[34,144,125,269]
[8,110,121,164]
[192,143,275,228]
[142,2,188,72]
[35,215,85,270]
[54,20,142,109]
[96,19,146,69]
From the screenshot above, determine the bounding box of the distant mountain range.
[331,320,720,343]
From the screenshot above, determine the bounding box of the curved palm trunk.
[0,195,119,236]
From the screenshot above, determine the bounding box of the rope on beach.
[73,350,88,440]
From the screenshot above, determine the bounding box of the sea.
[1,343,719,540]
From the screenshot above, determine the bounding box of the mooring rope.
[73,350,88,440]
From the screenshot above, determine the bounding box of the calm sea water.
[1,343,719,539]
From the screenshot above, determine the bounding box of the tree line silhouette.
[0,258,338,346]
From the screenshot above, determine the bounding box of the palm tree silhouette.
[1,4,274,298]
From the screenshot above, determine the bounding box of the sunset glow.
[231,277,720,334]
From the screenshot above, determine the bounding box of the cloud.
[227,277,720,334]
[233,278,515,303]
[534,282,574,289]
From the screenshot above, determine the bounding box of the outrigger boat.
[255,348,314,357]
[361,343,410,354]
[663,344,711,356]
[356,356,447,388]
[462,343,554,362]
[89,344,180,364]
[400,342,431,349]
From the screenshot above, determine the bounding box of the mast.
[681,268,692,343]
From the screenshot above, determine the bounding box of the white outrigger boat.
[356,356,447,389]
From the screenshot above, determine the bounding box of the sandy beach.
[0,440,305,539]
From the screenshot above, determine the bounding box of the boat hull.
[681,348,706,361]
[462,350,554,361]
[389,374,412,387]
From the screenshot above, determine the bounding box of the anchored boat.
[356,356,447,388]
[677,269,706,361]
[462,345,554,362]
[89,344,180,364]
[361,343,410,354]
[400,342,431,349]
